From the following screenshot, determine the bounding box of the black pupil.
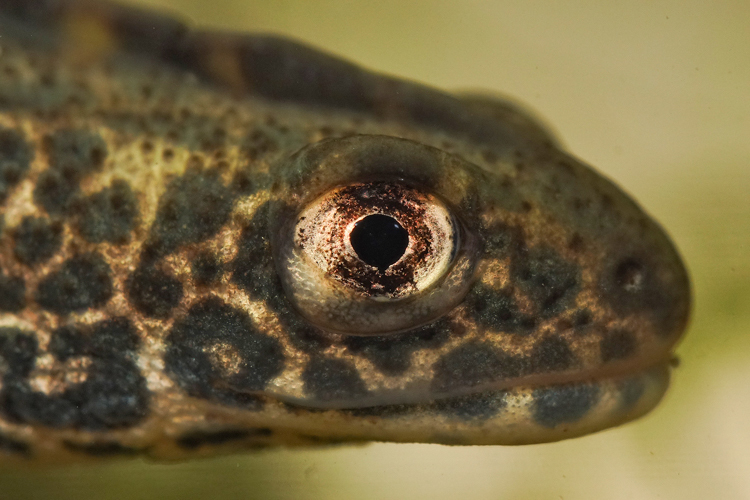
[350,214,409,271]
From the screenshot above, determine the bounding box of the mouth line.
[270,357,675,411]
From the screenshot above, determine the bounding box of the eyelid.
[268,135,485,218]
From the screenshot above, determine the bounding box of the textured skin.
[0,0,690,462]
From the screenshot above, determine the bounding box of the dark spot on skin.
[186,155,203,170]
[512,247,580,318]
[74,180,139,244]
[196,126,228,152]
[34,129,107,215]
[92,318,142,359]
[43,129,107,173]
[532,384,600,428]
[165,129,179,142]
[0,328,36,375]
[176,428,272,449]
[0,270,25,312]
[63,441,141,456]
[618,377,646,412]
[231,202,270,272]
[0,127,33,204]
[480,221,522,257]
[13,216,62,265]
[126,264,183,318]
[572,309,592,331]
[432,342,523,394]
[231,168,256,195]
[302,358,368,402]
[214,127,227,142]
[528,336,575,373]
[0,319,149,430]
[241,129,278,161]
[191,251,223,286]
[481,149,498,163]
[568,233,584,253]
[1,65,17,78]
[33,169,81,215]
[164,297,284,408]
[0,433,31,457]
[147,166,236,256]
[600,330,637,362]
[556,160,576,175]
[284,321,334,353]
[572,197,589,212]
[231,202,291,310]
[35,253,113,314]
[343,320,452,375]
[48,325,88,361]
[464,284,537,335]
[433,390,508,421]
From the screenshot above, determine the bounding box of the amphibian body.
[0,0,690,462]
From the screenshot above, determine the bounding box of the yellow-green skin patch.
[0,0,690,462]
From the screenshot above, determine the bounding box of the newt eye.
[277,181,474,335]
[296,182,457,298]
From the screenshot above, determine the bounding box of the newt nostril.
[614,258,645,293]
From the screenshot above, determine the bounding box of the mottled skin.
[0,0,690,462]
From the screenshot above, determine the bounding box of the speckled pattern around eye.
[0,0,690,462]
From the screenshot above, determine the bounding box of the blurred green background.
[1,1,748,498]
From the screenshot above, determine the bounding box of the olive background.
[1,1,748,499]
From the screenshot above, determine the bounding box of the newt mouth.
[275,363,672,445]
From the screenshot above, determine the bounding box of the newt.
[0,0,690,461]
